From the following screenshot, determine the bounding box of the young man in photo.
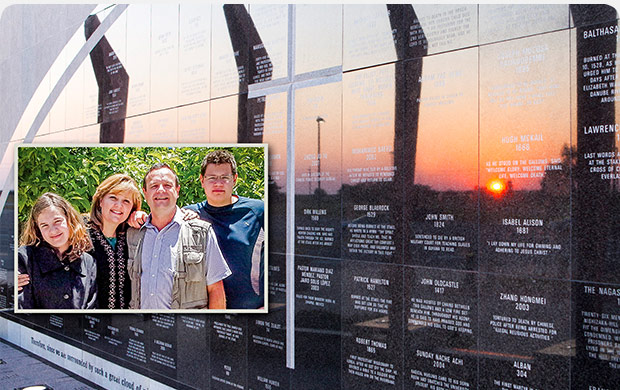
[185,150,265,309]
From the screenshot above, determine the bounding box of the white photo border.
[14,142,269,314]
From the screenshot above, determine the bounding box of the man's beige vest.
[126,219,213,309]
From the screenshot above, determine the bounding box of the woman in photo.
[18,192,97,309]
[87,173,142,309]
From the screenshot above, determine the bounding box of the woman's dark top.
[89,227,130,309]
[18,244,97,309]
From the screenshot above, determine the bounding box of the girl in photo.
[18,192,97,309]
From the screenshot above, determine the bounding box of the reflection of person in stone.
[185,150,265,309]
[126,163,231,310]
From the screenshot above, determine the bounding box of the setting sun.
[487,179,505,195]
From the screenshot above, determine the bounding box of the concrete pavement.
[0,338,102,390]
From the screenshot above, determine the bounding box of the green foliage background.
[18,146,265,227]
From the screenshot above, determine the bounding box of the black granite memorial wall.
[0,4,618,390]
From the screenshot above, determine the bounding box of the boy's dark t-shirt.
[185,196,264,309]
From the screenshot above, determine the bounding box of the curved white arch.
[0,4,128,217]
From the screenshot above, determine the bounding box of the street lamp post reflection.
[316,116,325,196]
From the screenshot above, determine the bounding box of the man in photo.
[127,163,231,310]
[185,150,265,309]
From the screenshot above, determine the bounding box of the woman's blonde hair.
[90,173,142,232]
[20,192,92,260]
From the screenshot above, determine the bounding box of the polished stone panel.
[404,267,478,389]
[143,108,178,143]
[479,353,569,390]
[120,314,150,368]
[47,50,67,134]
[86,9,128,123]
[211,4,249,98]
[15,314,54,336]
[248,307,288,390]
[32,130,66,143]
[342,63,401,263]
[209,95,240,143]
[479,31,571,279]
[406,5,477,56]
[572,20,620,285]
[268,254,286,307]
[123,114,151,144]
[178,4,211,106]
[17,313,80,346]
[84,10,129,143]
[176,314,209,388]
[177,101,210,143]
[244,91,287,144]
[82,313,108,351]
[83,61,100,127]
[125,4,152,116]
[404,49,478,271]
[250,254,288,389]
[83,314,146,367]
[342,260,403,388]
[210,314,249,389]
[343,5,397,71]
[344,5,477,72]
[98,7,127,65]
[64,49,86,131]
[150,5,179,112]
[81,124,101,143]
[479,274,570,389]
[479,5,569,44]
[295,5,342,76]
[572,282,620,389]
[570,4,618,28]
[479,275,570,353]
[246,92,288,253]
[295,258,340,327]
[248,4,288,83]
[34,110,50,139]
[294,82,342,259]
[147,313,178,380]
[404,267,477,347]
[293,257,341,389]
[62,125,99,143]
